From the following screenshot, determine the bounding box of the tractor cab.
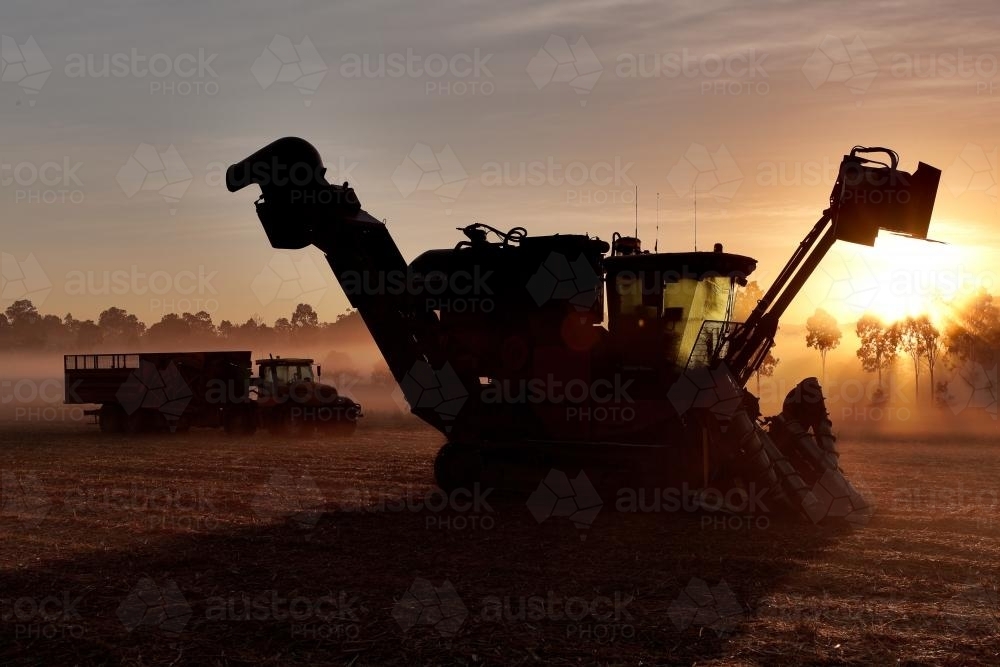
[603,235,756,369]
[256,357,320,387]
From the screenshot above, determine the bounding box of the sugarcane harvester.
[227,140,941,524]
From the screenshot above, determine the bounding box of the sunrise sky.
[3,0,999,329]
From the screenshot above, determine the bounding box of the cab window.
[274,365,313,383]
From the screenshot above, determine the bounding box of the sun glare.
[801,230,982,327]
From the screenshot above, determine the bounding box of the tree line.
[0,299,366,351]
[802,291,1000,405]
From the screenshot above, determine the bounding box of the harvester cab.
[603,235,755,370]
[228,139,942,524]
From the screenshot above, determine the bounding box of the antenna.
[634,185,638,238]
[655,192,660,253]
[694,190,698,252]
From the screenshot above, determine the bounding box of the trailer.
[65,351,362,435]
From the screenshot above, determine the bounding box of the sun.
[797,230,982,327]
[852,233,974,326]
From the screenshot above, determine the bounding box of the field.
[0,417,998,666]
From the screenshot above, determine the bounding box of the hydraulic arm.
[226,137,457,432]
[723,147,941,386]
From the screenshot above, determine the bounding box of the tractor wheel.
[266,410,314,437]
[321,417,357,437]
[125,410,149,434]
[99,405,127,433]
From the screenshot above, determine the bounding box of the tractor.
[253,355,362,435]
[226,139,941,524]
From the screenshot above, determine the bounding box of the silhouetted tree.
[733,281,764,322]
[182,311,216,342]
[908,315,940,403]
[944,291,1000,365]
[292,303,319,329]
[98,307,145,346]
[897,317,928,401]
[273,317,293,339]
[146,313,190,346]
[805,308,841,383]
[755,349,779,396]
[5,299,42,348]
[79,322,102,348]
[856,314,899,393]
[40,314,67,348]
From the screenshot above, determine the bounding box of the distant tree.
[145,313,190,345]
[235,316,269,342]
[4,299,42,348]
[98,307,146,345]
[40,314,67,348]
[856,314,899,391]
[292,303,319,329]
[913,315,941,403]
[218,320,235,339]
[755,349,779,396]
[805,308,841,383]
[63,314,101,349]
[335,309,361,324]
[944,291,1000,365]
[75,320,102,349]
[274,317,293,336]
[896,317,929,401]
[733,281,764,322]
[5,299,40,326]
[182,311,217,341]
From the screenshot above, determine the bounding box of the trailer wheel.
[125,410,149,434]
[224,408,257,435]
[98,405,127,433]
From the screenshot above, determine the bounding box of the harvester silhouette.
[228,140,940,523]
